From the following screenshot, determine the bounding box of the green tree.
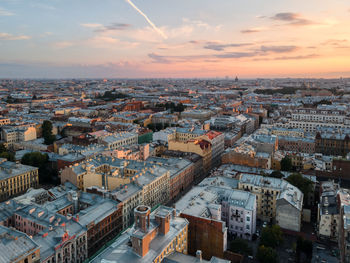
[269,170,284,179]
[257,245,278,263]
[0,152,15,162]
[280,156,293,171]
[285,173,313,204]
[42,120,56,145]
[0,143,15,161]
[260,225,283,248]
[229,238,253,256]
[21,152,56,184]
[0,143,7,153]
[147,123,156,132]
[174,103,185,112]
[296,236,313,263]
[21,152,48,169]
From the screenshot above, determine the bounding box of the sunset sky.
[1,0,350,78]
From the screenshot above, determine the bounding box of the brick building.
[315,128,350,156]
[91,205,189,263]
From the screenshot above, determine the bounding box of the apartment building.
[0,118,10,126]
[238,174,303,231]
[98,132,138,150]
[78,199,123,256]
[0,159,39,201]
[176,177,253,260]
[61,156,171,207]
[181,110,214,121]
[278,136,315,154]
[2,126,37,147]
[340,204,350,263]
[111,183,143,230]
[0,225,40,263]
[315,128,350,156]
[153,127,176,143]
[271,127,305,138]
[220,188,257,239]
[202,131,225,168]
[168,139,212,175]
[288,108,350,133]
[147,157,195,201]
[317,181,340,241]
[92,205,189,263]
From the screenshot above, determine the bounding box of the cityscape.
[1,1,350,263]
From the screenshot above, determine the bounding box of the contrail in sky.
[125,0,168,39]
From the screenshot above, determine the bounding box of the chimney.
[134,205,151,232]
[66,214,72,220]
[196,250,202,261]
[155,209,171,235]
[172,205,176,218]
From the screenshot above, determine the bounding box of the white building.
[99,132,138,150]
[2,126,37,147]
[152,127,176,143]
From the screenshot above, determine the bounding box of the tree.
[42,120,56,145]
[0,152,15,162]
[280,156,293,171]
[269,170,284,179]
[0,143,7,153]
[174,103,185,112]
[257,245,278,263]
[285,173,314,204]
[260,225,283,248]
[296,236,313,263]
[147,123,156,132]
[21,152,48,169]
[0,143,15,161]
[21,152,56,184]
[229,238,253,256]
[98,90,128,101]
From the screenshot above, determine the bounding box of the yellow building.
[60,156,171,208]
[168,139,212,174]
[0,158,39,201]
[271,127,304,138]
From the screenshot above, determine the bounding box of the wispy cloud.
[148,53,171,63]
[82,22,132,32]
[95,23,132,32]
[125,0,167,39]
[321,39,348,46]
[270,12,314,26]
[215,52,257,58]
[0,7,14,16]
[0,33,30,40]
[204,42,251,51]
[254,54,319,61]
[241,29,261,34]
[260,45,298,53]
[215,45,298,59]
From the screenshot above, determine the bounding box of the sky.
[1,0,350,78]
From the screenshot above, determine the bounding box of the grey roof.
[78,199,119,226]
[34,219,86,260]
[0,226,39,263]
[91,206,188,263]
[112,183,142,202]
[0,160,38,181]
